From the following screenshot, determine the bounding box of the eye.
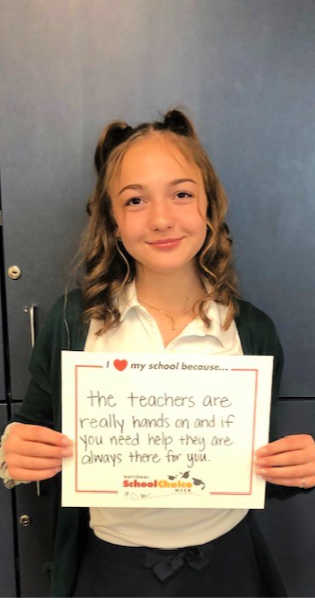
[175,191,194,202]
[176,191,193,198]
[125,196,143,208]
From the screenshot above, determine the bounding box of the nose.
[148,199,174,231]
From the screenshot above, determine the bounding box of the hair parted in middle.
[77,108,240,333]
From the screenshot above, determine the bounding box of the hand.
[3,423,73,481]
[255,434,315,489]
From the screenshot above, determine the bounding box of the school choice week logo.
[123,471,206,494]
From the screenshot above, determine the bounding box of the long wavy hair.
[75,109,240,333]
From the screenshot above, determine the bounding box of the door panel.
[253,399,315,596]
[0,404,17,597]
[0,271,5,399]
[1,1,315,400]
[11,403,57,598]
[2,164,87,399]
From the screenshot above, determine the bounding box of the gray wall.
[0,1,314,595]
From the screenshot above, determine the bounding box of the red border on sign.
[75,364,117,494]
[210,368,258,496]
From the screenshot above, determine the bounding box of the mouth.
[146,237,184,249]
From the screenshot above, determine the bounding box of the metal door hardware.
[24,304,37,349]
[8,265,22,280]
[19,514,31,527]
[24,305,41,497]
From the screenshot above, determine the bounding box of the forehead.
[113,133,202,187]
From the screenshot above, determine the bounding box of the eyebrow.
[118,178,198,195]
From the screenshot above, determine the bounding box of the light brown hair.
[75,109,240,332]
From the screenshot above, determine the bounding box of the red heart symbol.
[113,359,128,371]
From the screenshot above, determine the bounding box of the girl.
[1,109,315,597]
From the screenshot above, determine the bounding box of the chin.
[139,259,197,277]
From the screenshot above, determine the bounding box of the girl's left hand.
[255,434,315,489]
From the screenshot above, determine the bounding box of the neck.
[135,266,206,312]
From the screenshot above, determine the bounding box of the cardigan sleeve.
[0,296,66,489]
[13,295,65,429]
[0,290,86,489]
[0,423,31,488]
[235,300,311,497]
[235,299,284,407]
[12,289,86,429]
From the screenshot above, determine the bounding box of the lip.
[146,237,184,249]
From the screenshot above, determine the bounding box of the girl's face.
[110,133,208,278]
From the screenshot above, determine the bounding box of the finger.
[255,449,309,468]
[14,424,72,447]
[7,454,62,471]
[8,440,73,459]
[255,463,315,480]
[262,476,315,489]
[6,466,61,482]
[256,434,313,457]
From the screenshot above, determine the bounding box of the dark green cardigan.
[15,290,284,597]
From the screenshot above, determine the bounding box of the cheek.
[112,208,132,237]
[184,208,207,235]
[197,223,208,249]
[191,193,208,229]
[118,217,143,245]
[189,212,208,250]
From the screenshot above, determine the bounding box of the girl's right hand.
[3,423,73,481]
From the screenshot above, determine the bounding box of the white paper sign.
[62,352,273,509]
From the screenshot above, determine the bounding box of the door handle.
[24,304,40,496]
[24,304,37,348]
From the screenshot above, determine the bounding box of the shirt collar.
[118,280,143,321]
[118,281,234,349]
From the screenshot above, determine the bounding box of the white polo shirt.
[85,283,248,548]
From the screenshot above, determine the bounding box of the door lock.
[8,265,22,280]
[19,514,31,527]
